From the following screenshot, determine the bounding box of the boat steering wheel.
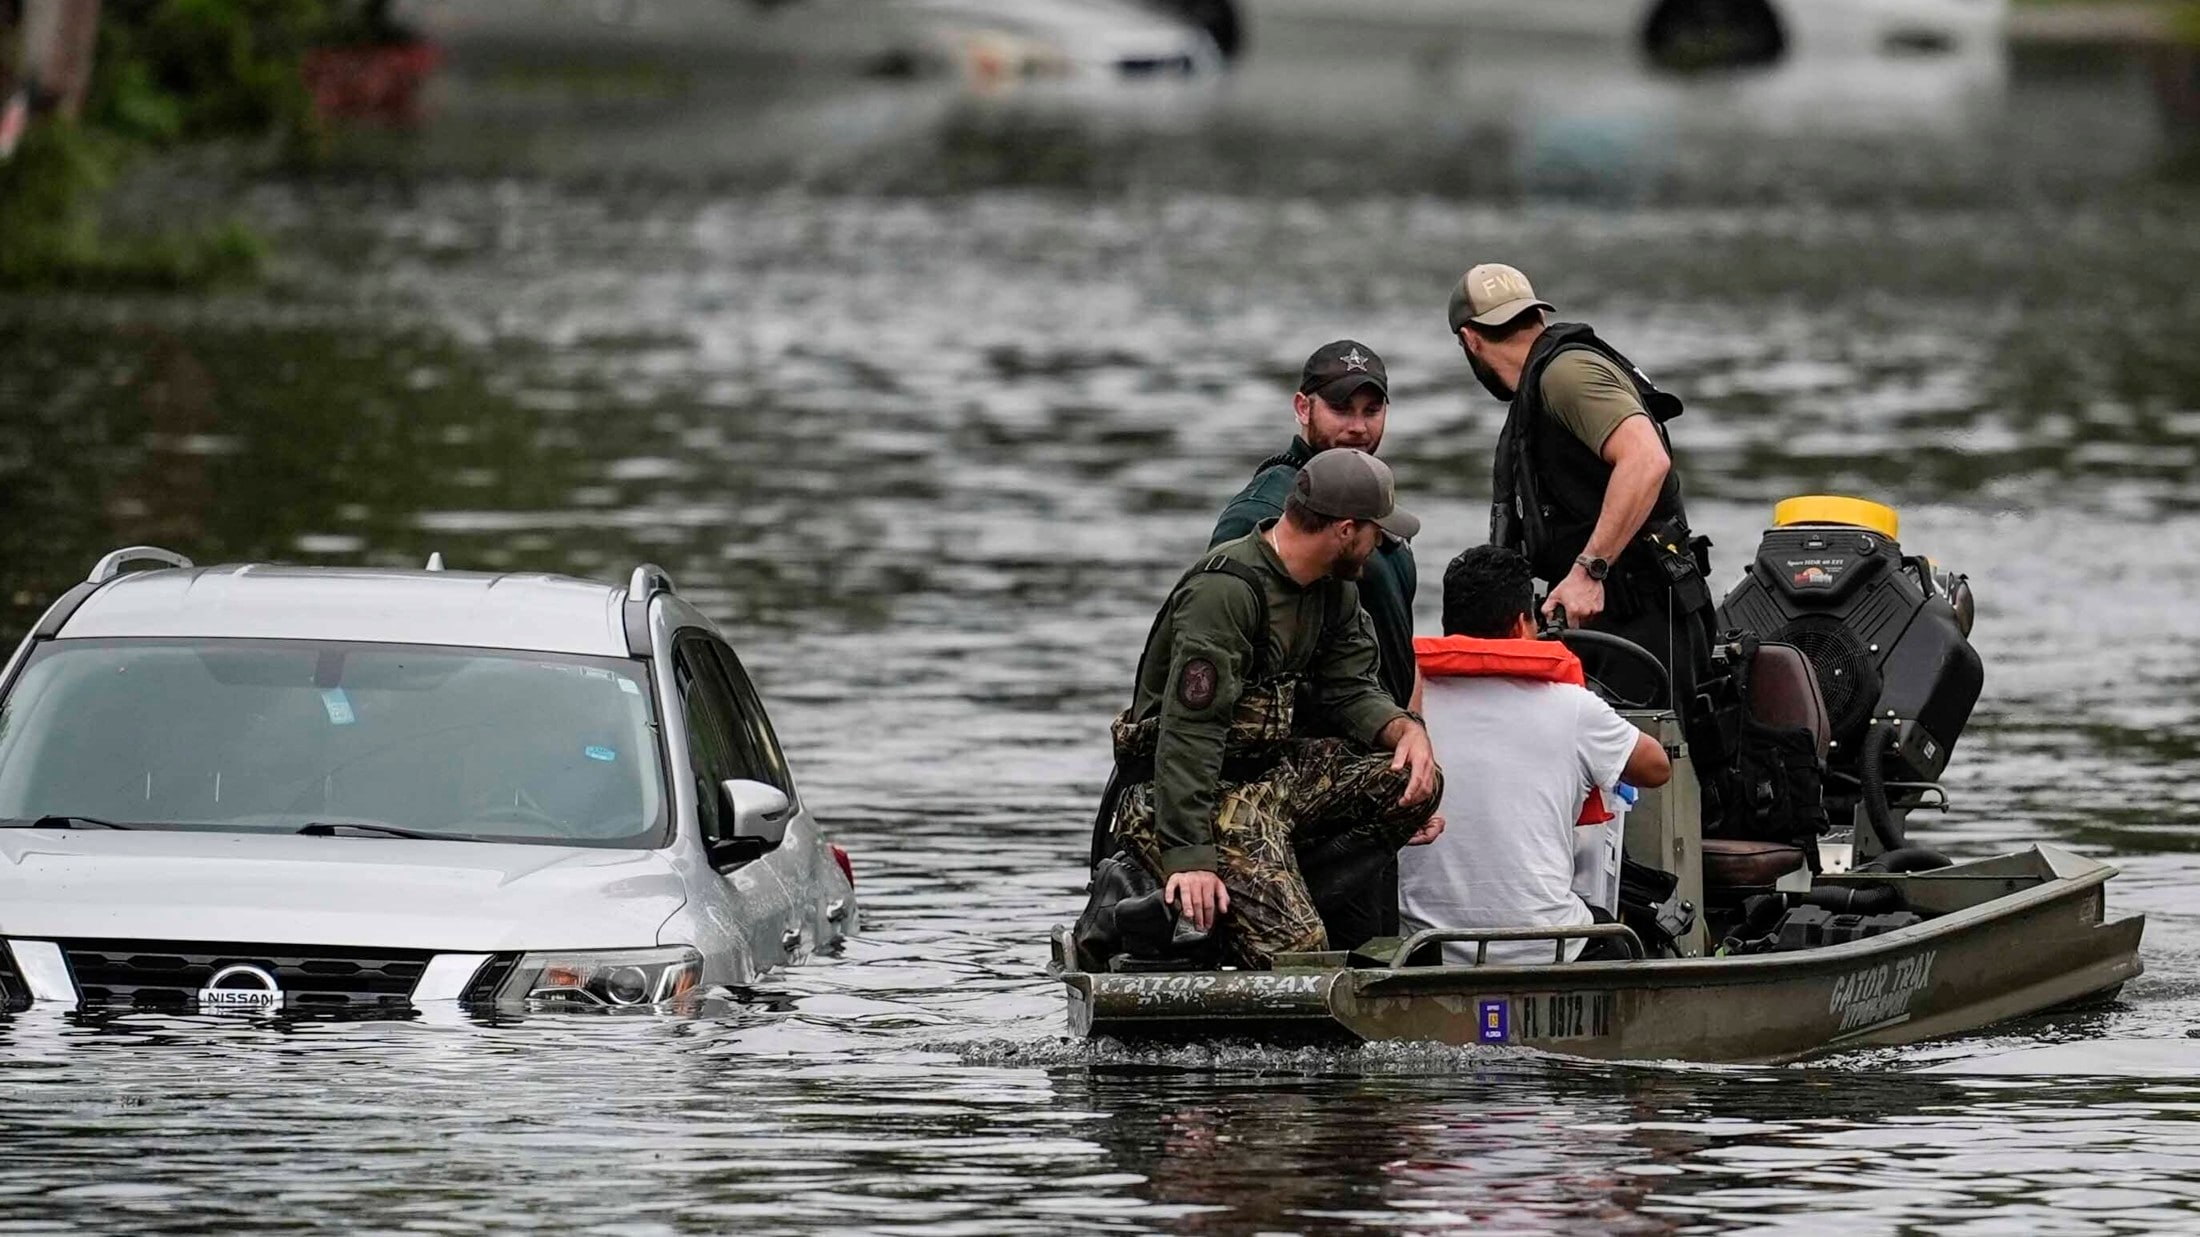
[1539,606,1673,711]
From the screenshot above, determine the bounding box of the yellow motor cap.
[1773,495,1900,540]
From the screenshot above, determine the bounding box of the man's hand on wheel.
[1164,870,1230,932]
[1387,719,1439,807]
[1542,566,1605,628]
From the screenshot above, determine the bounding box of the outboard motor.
[1718,497,1981,852]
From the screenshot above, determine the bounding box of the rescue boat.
[1052,498,2146,1063]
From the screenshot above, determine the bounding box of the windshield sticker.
[584,745,617,762]
[617,678,641,695]
[319,688,356,726]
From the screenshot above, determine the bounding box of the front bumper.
[0,938,503,1013]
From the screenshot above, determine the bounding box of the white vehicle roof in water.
[57,565,634,657]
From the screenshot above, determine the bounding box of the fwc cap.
[1293,448,1421,541]
[1446,263,1556,333]
[1298,340,1388,408]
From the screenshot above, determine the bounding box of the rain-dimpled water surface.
[3,13,2200,1233]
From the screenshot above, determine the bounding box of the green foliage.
[2,0,362,288]
[0,124,263,288]
[96,58,188,143]
[0,126,120,283]
[2174,3,2200,44]
[89,0,332,146]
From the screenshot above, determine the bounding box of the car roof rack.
[87,546,193,585]
[623,564,676,657]
[25,546,198,642]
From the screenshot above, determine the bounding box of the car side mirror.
[720,778,791,847]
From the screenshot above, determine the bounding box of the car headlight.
[495,946,702,1008]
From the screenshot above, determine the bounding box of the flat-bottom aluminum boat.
[1059,500,2145,1063]
[1052,844,2142,1064]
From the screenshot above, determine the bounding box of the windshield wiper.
[0,815,137,830]
[296,821,463,841]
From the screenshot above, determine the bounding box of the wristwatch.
[1575,554,1611,582]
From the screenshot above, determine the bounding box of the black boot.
[1071,852,1221,971]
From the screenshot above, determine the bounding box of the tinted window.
[0,639,665,847]
[673,635,748,845]
[711,643,795,799]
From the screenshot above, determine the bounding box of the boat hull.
[1059,845,2144,1064]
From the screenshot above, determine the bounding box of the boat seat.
[1750,641,1831,760]
[1702,838,1808,888]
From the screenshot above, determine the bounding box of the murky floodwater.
[3,13,2199,1232]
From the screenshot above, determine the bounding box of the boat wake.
[1919,1039,2200,1077]
[928,1034,1578,1075]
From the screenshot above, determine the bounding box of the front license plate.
[1516,991,1613,1040]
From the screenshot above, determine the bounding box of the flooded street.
[4,11,2200,1232]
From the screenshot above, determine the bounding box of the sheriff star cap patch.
[1447,262,1556,333]
[1293,448,1421,541]
[1298,339,1389,408]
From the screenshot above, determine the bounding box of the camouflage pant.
[1112,738,1440,968]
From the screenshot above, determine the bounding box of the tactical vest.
[1111,551,1343,778]
[1489,322,1691,587]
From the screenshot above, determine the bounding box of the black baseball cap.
[1298,340,1388,408]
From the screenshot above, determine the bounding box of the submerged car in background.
[0,548,856,1018]
[1245,0,2008,69]
[394,0,1224,85]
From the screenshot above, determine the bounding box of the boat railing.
[1391,924,1647,968]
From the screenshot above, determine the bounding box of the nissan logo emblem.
[197,963,283,1011]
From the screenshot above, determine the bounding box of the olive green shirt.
[1540,350,1647,454]
[1132,525,1408,875]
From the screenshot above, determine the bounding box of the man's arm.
[1543,415,1670,627]
[1307,593,1405,742]
[1578,690,1669,791]
[1586,417,1669,563]
[1309,594,1437,805]
[1623,729,1672,788]
[1375,713,1439,808]
[1149,577,1260,876]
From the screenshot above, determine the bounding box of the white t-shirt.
[1399,676,1641,965]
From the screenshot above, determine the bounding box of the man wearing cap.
[1445,263,1718,738]
[1212,340,1421,713]
[1092,448,1443,968]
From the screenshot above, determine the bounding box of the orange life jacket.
[1412,635,1585,686]
[1412,635,1614,826]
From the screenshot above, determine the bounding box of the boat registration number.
[1513,991,1614,1041]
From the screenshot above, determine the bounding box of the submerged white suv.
[0,547,857,1016]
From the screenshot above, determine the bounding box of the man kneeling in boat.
[1088,449,1442,969]
[1400,546,1671,965]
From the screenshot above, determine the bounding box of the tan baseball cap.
[1293,448,1421,541]
[1446,262,1555,333]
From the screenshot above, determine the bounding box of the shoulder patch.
[1177,658,1219,710]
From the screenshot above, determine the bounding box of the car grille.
[60,940,433,1013]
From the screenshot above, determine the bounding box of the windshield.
[0,639,666,848]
